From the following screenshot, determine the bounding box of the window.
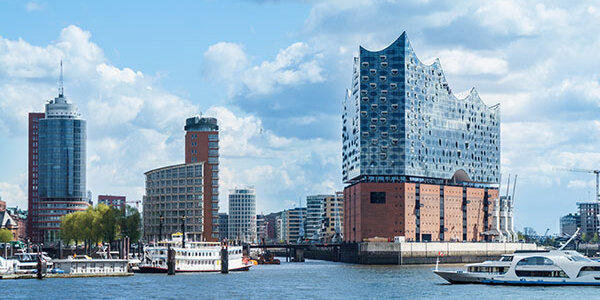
[516,257,554,266]
[370,192,386,204]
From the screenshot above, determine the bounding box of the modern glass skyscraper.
[34,73,88,243]
[342,32,500,184]
[342,33,501,243]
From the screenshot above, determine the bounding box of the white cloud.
[0,181,27,209]
[475,0,537,35]
[432,49,508,75]
[203,41,325,97]
[25,2,42,12]
[0,25,199,210]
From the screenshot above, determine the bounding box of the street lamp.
[181,215,186,248]
[159,215,164,242]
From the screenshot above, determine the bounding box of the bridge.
[247,243,341,262]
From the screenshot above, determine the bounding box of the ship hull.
[434,270,600,286]
[137,265,251,273]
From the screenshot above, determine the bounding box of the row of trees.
[60,204,140,247]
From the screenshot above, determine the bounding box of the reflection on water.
[2,259,598,299]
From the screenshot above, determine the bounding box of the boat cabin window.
[499,256,513,262]
[567,255,591,262]
[515,270,568,278]
[516,256,554,266]
[467,266,508,274]
[577,266,600,277]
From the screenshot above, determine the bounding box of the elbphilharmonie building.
[342,32,501,243]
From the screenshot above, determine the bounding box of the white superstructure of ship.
[138,233,252,273]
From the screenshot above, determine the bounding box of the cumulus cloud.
[0,182,27,208]
[432,49,508,75]
[202,41,325,97]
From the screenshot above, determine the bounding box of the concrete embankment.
[306,242,541,265]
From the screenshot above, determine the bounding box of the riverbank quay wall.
[305,242,540,264]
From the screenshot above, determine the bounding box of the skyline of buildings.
[0,32,585,245]
[342,33,501,243]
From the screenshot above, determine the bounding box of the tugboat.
[138,233,252,273]
[434,229,600,286]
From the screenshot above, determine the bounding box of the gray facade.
[342,32,500,184]
[281,207,306,244]
[219,213,228,241]
[578,202,599,238]
[306,195,327,241]
[559,213,580,237]
[36,91,88,243]
[143,162,204,241]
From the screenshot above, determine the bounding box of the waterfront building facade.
[219,213,228,241]
[322,192,344,242]
[560,213,580,237]
[281,207,307,244]
[256,214,266,244]
[6,207,27,241]
[306,195,327,241]
[0,197,5,212]
[342,32,500,243]
[143,162,204,241]
[228,187,257,243]
[32,82,88,243]
[578,202,599,238]
[185,116,220,241]
[98,195,126,209]
[263,212,281,244]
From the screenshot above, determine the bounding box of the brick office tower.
[184,116,219,241]
[27,112,45,240]
[342,32,500,243]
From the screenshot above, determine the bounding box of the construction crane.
[554,168,600,202]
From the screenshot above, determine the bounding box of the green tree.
[592,233,599,243]
[581,232,588,242]
[0,229,13,242]
[120,206,141,243]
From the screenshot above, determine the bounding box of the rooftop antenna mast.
[505,174,511,198]
[59,60,64,97]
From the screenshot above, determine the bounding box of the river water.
[2,259,599,299]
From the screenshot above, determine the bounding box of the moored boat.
[434,230,600,286]
[138,234,252,273]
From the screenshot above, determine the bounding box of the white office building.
[228,187,257,243]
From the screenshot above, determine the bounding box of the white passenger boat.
[0,256,17,274]
[434,231,600,286]
[11,252,53,274]
[138,234,252,273]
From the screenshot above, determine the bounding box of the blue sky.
[1,0,600,235]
